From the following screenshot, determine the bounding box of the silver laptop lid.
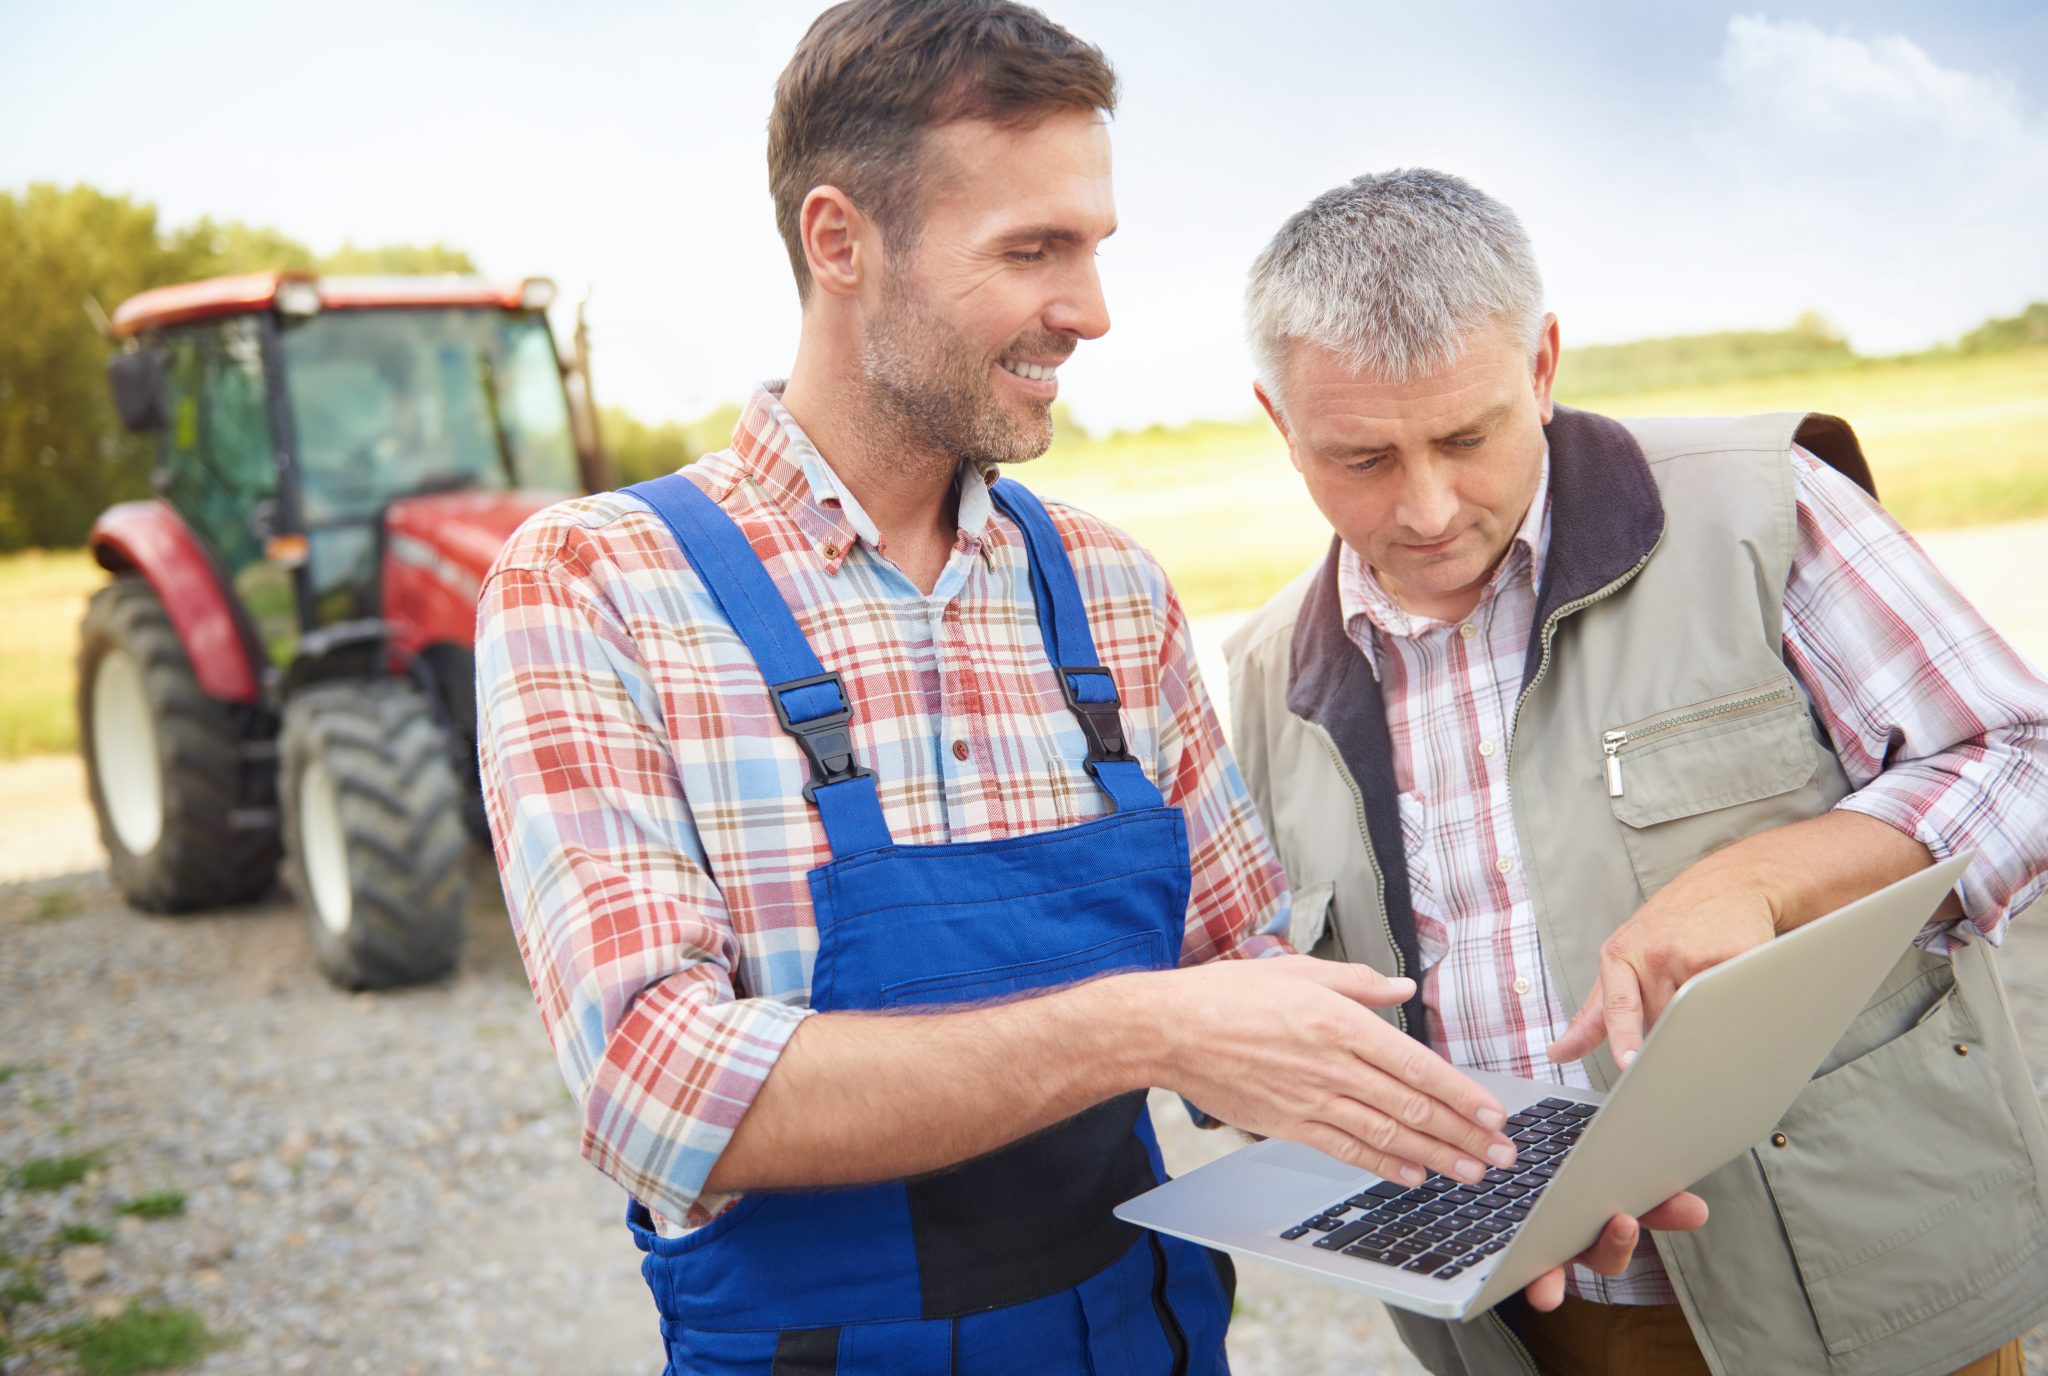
[1468,852,1974,1311]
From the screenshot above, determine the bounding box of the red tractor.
[79,272,604,989]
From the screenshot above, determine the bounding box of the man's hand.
[1148,957,1706,1311]
[1520,1193,1712,1310]
[1545,872,1778,1069]
[1545,813,1947,1071]
[1145,955,1518,1187]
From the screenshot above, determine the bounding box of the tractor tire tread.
[281,682,470,990]
[77,577,279,912]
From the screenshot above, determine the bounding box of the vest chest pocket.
[1603,685,1823,899]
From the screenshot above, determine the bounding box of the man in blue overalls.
[478,3,1675,1371]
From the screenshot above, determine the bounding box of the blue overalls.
[619,471,1233,1375]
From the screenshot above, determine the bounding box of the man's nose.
[1046,257,1110,341]
[1394,462,1459,538]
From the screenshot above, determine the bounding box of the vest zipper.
[1486,1309,1542,1375]
[1304,719,1405,1034]
[1507,547,1659,779]
[1146,1232,1190,1376]
[1489,544,1657,1368]
[1600,683,1798,798]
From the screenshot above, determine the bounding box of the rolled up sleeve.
[477,548,809,1227]
[1782,448,2048,948]
[1142,549,1293,965]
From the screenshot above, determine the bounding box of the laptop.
[1115,854,1973,1320]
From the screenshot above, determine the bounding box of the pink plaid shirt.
[477,385,1289,1232]
[1340,444,2048,1303]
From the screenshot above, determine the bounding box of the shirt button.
[1512,976,1532,995]
[1495,856,1515,875]
[821,543,840,560]
[951,740,970,762]
[1478,741,1496,758]
[1459,622,1478,639]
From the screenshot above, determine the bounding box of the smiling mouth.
[998,358,1060,382]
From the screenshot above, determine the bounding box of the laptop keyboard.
[1277,1096,1596,1282]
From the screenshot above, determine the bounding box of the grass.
[0,1212,223,1371]
[7,1153,100,1193]
[0,547,98,760]
[0,348,2043,762]
[31,888,81,924]
[0,1065,18,1086]
[51,1305,221,1376]
[0,1269,44,1311]
[114,1192,186,1220]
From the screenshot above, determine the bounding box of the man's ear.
[800,186,871,300]
[1253,381,1302,471]
[1253,380,1289,437]
[1531,313,1561,424]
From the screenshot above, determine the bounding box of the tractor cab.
[82,271,605,988]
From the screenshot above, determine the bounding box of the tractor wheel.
[78,576,279,910]
[281,683,470,990]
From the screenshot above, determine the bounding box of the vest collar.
[1282,405,1665,1038]
[1518,406,1667,685]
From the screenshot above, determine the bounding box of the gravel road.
[5,517,2046,1374]
[4,805,2044,1374]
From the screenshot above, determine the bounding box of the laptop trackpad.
[1240,1139,1367,1183]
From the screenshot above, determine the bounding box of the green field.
[1,547,101,759]
[3,346,2044,763]
[1034,346,2048,619]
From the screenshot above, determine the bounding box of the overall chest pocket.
[1603,682,1824,899]
[878,929,1167,1009]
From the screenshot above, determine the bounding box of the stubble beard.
[857,273,1062,472]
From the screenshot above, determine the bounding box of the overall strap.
[623,473,893,856]
[988,480,1162,813]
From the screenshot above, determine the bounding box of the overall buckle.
[1057,665,1138,769]
[769,672,873,802]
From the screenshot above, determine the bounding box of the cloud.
[1718,15,2032,145]
[1680,15,2048,354]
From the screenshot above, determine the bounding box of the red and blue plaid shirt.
[477,385,1290,1231]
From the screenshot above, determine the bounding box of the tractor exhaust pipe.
[565,284,609,491]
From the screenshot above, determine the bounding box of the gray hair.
[1245,168,1545,408]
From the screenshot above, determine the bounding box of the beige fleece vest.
[1224,411,2048,1376]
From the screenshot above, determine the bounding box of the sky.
[3,0,2044,433]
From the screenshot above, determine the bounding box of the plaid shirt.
[477,385,1289,1232]
[1341,443,2048,1303]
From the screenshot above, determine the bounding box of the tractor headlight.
[519,277,557,311]
[276,280,323,317]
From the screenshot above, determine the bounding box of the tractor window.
[157,319,278,578]
[279,308,579,526]
[496,318,578,487]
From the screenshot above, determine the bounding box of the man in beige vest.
[1225,169,2048,1376]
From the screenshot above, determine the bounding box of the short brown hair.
[767,0,1118,301]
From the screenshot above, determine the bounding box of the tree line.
[0,184,475,552]
[1561,305,2048,399]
